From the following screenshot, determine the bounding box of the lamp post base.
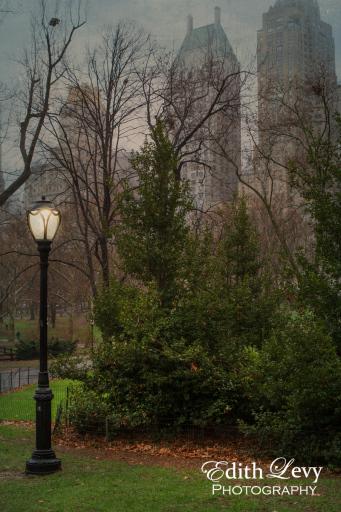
[26,450,61,475]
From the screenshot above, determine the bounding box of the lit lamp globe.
[27,196,61,243]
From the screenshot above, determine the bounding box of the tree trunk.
[50,303,57,328]
[100,237,110,288]
[30,302,35,321]
[68,311,74,341]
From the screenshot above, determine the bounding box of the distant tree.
[217,198,261,285]
[239,72,341,351]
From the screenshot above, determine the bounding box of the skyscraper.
[176,7,241,211]
[0,107,4,197]
[257,0,336,91]
[256,0,337,200]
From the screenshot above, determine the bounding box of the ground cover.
[0,380,71,421]
[0,424,340,512]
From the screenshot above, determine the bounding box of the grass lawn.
[0,424,340,512]
[0,315,101,346]
[14,317,91,344]
[0,380,72,421]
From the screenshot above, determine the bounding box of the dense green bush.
[15,339,38,360]
[82,260,275,434]
[92,284,238,430]
[15,337,76,360]
[50,353,88,381]
[239,309,341,465]
[66,123,341,465]
[67,382,110,435]
[49,338,77,357]
[69,197,277,434]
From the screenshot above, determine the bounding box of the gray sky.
[0,0,340,171]
[1,0,340,78]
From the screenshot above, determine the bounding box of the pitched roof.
[178,23,234,60]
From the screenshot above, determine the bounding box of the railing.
[0,367,39,393]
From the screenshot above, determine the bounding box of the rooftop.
[178,7,235,61]
[272,0,320,14]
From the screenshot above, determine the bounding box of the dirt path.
[54,427,269,471]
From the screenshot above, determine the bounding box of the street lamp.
[26,196,62,475]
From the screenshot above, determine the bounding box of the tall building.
[23,160,68,209]
[59,86,137,195]
[176,7,241,211]
[0,147,4,197]
[0,107,4,197]
[258,0,336,92]
[256,0,337,200]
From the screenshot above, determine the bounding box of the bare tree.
[136,39,250,196]
[45,22,151,292]
[0,204,91,338]
[233,71,339,279]
[0,0,85,207]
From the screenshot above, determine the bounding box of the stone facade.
[23,160,68,209]
[258,0,336,91]
[255,0,337,203]
[177,7,241,211]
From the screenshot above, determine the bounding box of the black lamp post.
[26,197,62,475]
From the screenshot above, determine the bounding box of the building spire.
[0,106,4,195]
[187,14,193,35]
[214,6,221,25]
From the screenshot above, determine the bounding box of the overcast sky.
[0,0,340,172]
[1,0,340,77]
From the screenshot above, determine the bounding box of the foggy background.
[0,0,340,172]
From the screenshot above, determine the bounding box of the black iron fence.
[59,395,243,446]
[61,413,241,445]
[0,381,69,424]
[0,367,39,393]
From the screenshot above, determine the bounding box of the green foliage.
[217,198,261,284]
[289,115,341,351]
[83,198,276,433]
[15,339,38,360]
[290,115,341,273]
[50,354,88,381]
[296,258,341,354]
[67,382,111,434]
[240,309,341,464]
[116,120,192,307]
[15,337,76,360]
[89,285,240,430]
[72,117,341,466]
[93,279,127,340]
[212,199,277,348]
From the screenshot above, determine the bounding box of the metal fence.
[62,405,243,446]
[0,381,69,423]
[0,367,39,393]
